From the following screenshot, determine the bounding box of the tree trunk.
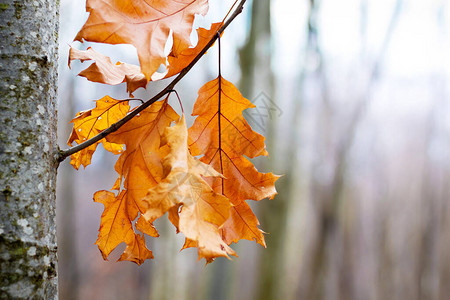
[0,1,59,298]
[238,1,286,300]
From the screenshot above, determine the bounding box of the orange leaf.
[69,47,147,96]
[94,190,153,265]
[70,23,221,91]
[92,98,178,263]
[164,22,222,79]
[68,95,130,169]
[188,77,279,246]
[75,0,209,79]
[118,233,154,265]
[144,116,235,262]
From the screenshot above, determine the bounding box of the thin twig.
[222,0,239,22]
[118,98,144,103]
[58,0,247,162]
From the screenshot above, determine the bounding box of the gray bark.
[0,0,59,299]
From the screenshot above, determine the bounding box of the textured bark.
[0,0,59,298]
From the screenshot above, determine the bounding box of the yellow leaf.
[68,96,129,169]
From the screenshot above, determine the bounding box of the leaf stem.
[168,89,184,115]
[217,33,224,193]
[58,0,247,163]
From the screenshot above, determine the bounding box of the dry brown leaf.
[94,190,153,265]
[164,22,222,79]
[69,47,147,95]
[75,0,209,79]
[93,99,178,264]
[70,22,221,90]
[144,116,235,262]
[188,77,280,246]
[68,0,279,266]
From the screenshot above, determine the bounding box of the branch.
[58,0,247,163]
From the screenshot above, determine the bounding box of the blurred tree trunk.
[297,1,402,299]
[288,1,334,298]
[239,0,273,97]
[0,0,59,298]
[58,79,79,300]
[239,1,288,300]
[148,219,188,300]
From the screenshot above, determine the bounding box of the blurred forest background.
[56,0,450,299]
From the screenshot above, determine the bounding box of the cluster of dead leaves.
[68,0,278,264]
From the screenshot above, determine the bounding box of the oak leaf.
[94,190,153,265]
[70,23,222,89]
[164,22,222,79]
[67,0,279,265]
[144,115,236,262]
[75,0,209,79]
[94,99,178,263]
[188,77,279,246]
[68,95,130,169]
[69,47,147,95]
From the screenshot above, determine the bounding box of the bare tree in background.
[58,78,80,300]
[238,1,289,300]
